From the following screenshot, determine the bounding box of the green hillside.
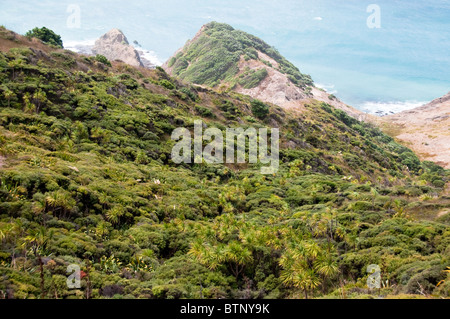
[166,22,313,89]
[0,26,449,299]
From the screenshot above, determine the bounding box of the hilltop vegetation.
[24,27,63,49]
[0,26,449,299]
[164,22,362,120]
[166,22,313,89]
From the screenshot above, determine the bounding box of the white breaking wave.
[316,83,338,95]
[360,100,429,116]
[63,38,163,67]
[63,39,96,53]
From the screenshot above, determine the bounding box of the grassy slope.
[0,26,449,299]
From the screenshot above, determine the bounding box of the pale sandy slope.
[379,92,450,169]
[233,51,366,120]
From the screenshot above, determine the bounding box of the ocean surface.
[1,0,449,115]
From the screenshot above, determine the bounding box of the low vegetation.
[0,27,448,299]
[168,22,314,89]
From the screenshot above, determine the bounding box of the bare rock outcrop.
[92,28,143,68]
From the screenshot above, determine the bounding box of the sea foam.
[359,101,429,116]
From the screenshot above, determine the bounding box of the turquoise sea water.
[1,0,449,113]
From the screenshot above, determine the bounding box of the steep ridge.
[163,22,365,119]
[379,92,450,169]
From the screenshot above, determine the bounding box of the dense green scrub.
[0,26,449,299]
[168,22,313,89]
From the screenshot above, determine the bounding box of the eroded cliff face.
[92,28,144,68]
[230,51,365,120]
[379,92,450,168]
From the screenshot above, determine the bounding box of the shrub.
[25,27,63,48]
[239,68,268,89]
[404,265,446,294]
[95,54,111,67]
[180,87,198,101]
[250,99,269,119]
[159,79,175,90]
[195,105,214,118]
